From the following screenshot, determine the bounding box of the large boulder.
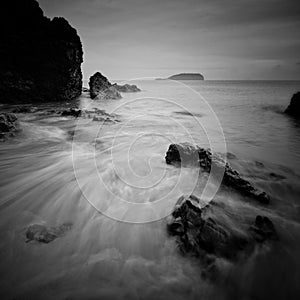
[165,143,270,204]
[0,0,83,104]
[0,113,19,140]
[285,92,300,117]
[89,72,122,100]
[113,83,141,93]
[167,195,278,271]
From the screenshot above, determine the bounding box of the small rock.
[25,223,72,243]
[0,112,19,140]
[250,215,278,242]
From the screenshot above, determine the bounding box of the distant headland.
[156,73,204,81]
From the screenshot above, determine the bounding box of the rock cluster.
[285,91,300,117]
[0,113,19,140]
[89,72,122,100]
[167,195,278,273]
[165,143,270,204]
[0,0,83,104]
[113,83,141,93]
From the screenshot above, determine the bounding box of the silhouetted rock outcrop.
[285,92,300,117]
[168,73,204,80]
[0,113,19,140]
[0,0,83,104]
[89,72,121,100]
[165,143,270,204]
[113,83,141,93]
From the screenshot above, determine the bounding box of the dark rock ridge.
[165,143,270,204]
[89,72,121,100]
[0,113,19,140]
[113,83,141,93]
[168,73,204,80]
[25,223,72,243]
[285,91,300,117]
[167,195,278,276]
[0,0,83,104]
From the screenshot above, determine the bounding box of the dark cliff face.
[0,0,83,104]
[285,91,300,117]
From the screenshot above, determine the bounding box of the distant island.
[156,73,204,80]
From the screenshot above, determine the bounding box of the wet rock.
[165,143,270,204]
[167,195,249,260]
[25,223,72,243]
[61,108,82,117]
[249,215,278,242]
[82,87,89,92]
[285,91,300,117]
[89,72,121,100]
[0,0,83,104]
[0,113,19,140]
[167,195,278,277]
[113,83,141,93]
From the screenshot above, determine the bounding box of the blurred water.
[0,80,300,299]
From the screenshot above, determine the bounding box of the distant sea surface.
[0,80,300,299]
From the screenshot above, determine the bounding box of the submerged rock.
[0,113,19,140]
[285,91,300,117]
[61,108,82,117]
[113,83,141,93]
[167,195,278,275]
[12,106,37,113]
[250,215,278,242]
[25,223,72,243]
[0,0,83,104]
[89,72,121,100]
[165,143,270,204]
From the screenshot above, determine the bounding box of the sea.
[0,80,300,299]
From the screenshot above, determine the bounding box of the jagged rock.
[0,113,19,140]
[25,223,72,243]
[89,72,121,100]
[285,91,300,117]
[165,143,270,204]
[61,108,82,117]
[0,0,83,104]
[113,83,141,93]
[167,195,278,267]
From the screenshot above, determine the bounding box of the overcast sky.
[39,0,300,80]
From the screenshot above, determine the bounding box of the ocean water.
[0,80,300,299]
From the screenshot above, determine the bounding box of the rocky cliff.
[0,0,83,104]
[285,91,300,117]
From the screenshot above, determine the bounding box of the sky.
[38,0,300,80]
